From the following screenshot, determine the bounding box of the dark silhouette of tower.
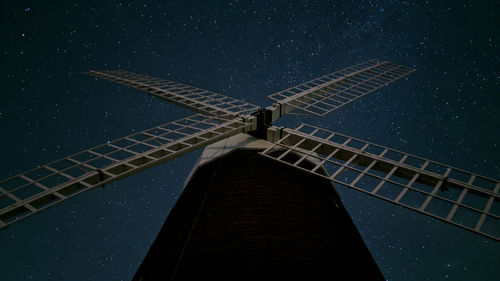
[133,148,384,280]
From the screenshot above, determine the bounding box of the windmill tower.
[0,60,498,280]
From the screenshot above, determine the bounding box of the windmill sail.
[267,59,415,119]
[0,114,254,229]
[85,70,260,118]
[3,59,497,245]
[261,123,500,241]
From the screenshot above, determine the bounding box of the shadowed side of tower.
[133,149,384,281]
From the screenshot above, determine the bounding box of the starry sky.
[1,0,499,280]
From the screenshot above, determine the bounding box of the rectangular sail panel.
[0,114,253,229]
[260,123,500,241]
[268,60,415,116]
[85,70,260,118]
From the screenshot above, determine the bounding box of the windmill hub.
[248,107,275,139]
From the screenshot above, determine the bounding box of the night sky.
[1,1,499,280]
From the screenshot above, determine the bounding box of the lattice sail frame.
[0,114,254,229]
[3,59,498,242]
[86,70,260,118]
[261,124,500,241]
[268,59,415,117]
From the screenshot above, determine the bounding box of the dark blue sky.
[1,1,499,280]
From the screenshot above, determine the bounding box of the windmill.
[0,60,498,280]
